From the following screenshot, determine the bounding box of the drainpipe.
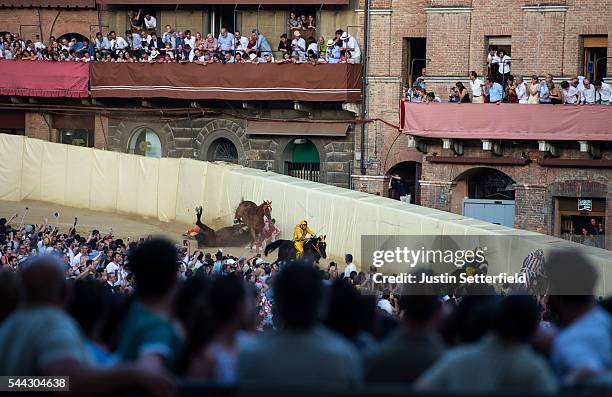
[359,0,370,175]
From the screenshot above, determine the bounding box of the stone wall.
[102,115,355,189]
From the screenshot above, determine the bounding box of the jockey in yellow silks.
[293,219,316,258]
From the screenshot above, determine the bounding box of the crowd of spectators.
[0,212,611,395]
[406,47,611,105]
[0,22,361,65]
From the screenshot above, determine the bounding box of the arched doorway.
[128,127,163,157]
[452,167,516,227]
[57,32,88,44]
[282,138,321,182]
[207,137,239,163]
[386,161,421,204]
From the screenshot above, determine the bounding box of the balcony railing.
[286,161,320,182]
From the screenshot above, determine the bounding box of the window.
[209,138,238,162]
[583,36,608,81]
[60,129,93,147]
[128,127,162,157]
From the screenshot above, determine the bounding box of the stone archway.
[196,119,246,164]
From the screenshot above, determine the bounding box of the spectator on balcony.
[144,13,157,30]
[325,39,341,64]
[299,14,308,30]
[278,33,289,55]
[333,29,344,48]
[291,31,306,60]
[416,296,557,394]
[203,34,218,52]
[163,25,176,49]
[317,36,326,56]
[237,262,362,389]
[469,71,485,103]
[109,31,128,52]
[307,37,318,57]
[515,76,528,104]
[307,15,316,29]
[250,29,272,56]
[548,81,562,104]
[128,9,144,32]
[306,51,318,65]
[581,79,596,104]
[456,82,471,103]
[176,31,185,48]
[594,79,611,104]
[94,32,110,51]
[492,49,511,85]
[527,75,540,104]
[277,52,292,64]
[537,76,552,104]
[148,32,163,51]
[233,52,244,63]
[184,30,196,51]
[288,12,301,33]
[486,46,497,80]
[75,38,94,58]
[217,27,234,53]
[234,31,249,53]
[561,81,578,104]
[194,32,204,49]
[484,77,503,104]
[340,32,361,64]
[449,86,460,102]
[222,51,234,64]
[126,30,141,50]
[506,75,518,103]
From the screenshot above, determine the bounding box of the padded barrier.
[1,134,611,294]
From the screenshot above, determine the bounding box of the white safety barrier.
[1,134,611,294]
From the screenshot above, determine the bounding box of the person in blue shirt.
[485,77,504,103]
[251,29,272,56]
[217,27,234,54]
[74,38,94,58]
[325,39,341,64]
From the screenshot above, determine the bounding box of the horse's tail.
[264,239,284,256]
[234,197,245,222]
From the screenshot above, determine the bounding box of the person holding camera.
[291,30,306,61]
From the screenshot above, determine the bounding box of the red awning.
[0,60,89,98]
[96,0,347,4]
[0,0,95,7]
[401,101,612,141]
[91,63,362,102]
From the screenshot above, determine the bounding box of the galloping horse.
[187,206,251,248]
[264,235,327,264]
[234,200,272,249]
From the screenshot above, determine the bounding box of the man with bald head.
[0,256,175,397]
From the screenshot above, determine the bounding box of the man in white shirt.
[144,13,157,30]
[580,78,596,104]
[468,71,485,103]
[343,253,357,279]
[594,79,611,104]
[70,244,88,268]
[291,31,306,60]
[340,31,361,63]
[562,78,581,104]
[515,76,529,103]
[377,292,393,315]
[105,252,125,286]
[234,30,249,52]
[33,35,45,50]
[183,30,196,50]
[108,31,128,51]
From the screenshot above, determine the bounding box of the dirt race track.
[0,200,337,266]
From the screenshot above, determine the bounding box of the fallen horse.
[185,206,251,248]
